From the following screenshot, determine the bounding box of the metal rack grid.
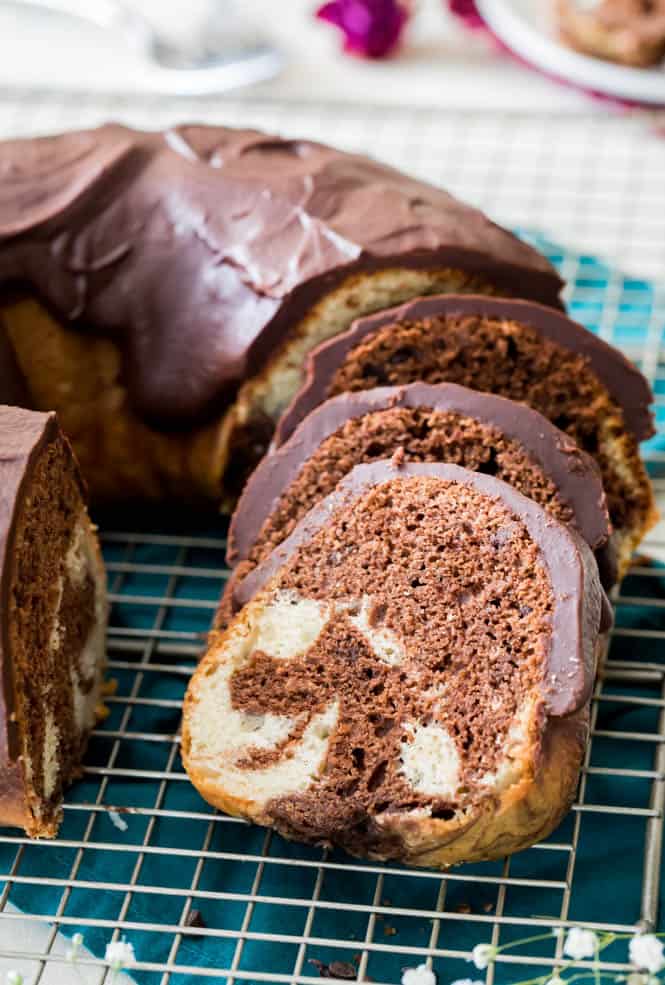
[0,96,665,985]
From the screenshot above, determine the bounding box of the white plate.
[476,0,665,105]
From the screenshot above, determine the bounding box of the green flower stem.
[496,934,563,955]
[469,927,664,985]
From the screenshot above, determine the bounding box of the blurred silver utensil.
[7,0,283,94]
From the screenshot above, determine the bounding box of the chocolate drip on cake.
[0,125,562,425]
[0,126,563,502]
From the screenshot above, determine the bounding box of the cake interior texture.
[186,475,565,861]
[320,312,654,572]
[246,406,575,568]
[7,438,106,836]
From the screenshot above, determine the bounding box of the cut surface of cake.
[276,295,656,579]
[221,382,612,626]
[0,125,562,502]
[556,0,665,67]
[183,461,607,866]
[0,406,107,837]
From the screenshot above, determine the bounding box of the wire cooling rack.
[1,96,665,985]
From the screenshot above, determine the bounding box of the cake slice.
[220,383,612,627]
[0,406,107,837]
[276,295,656,579]
[183,461,608,866]
[556,0,665,67]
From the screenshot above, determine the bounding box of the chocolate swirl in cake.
[183,460,606,865]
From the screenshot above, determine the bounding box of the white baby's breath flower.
[629,935,665,974]
[563,927,598,960]
[545,976,566,985]
[401,964,437,985]
[552,927,565,939]
[450,979,484,985]
[470,944,497,970]
[65,931,84,962]
[6,972,24,985]
[105,938,136,970]
[628,934,665,975]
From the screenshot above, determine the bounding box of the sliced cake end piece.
[184,461,607,867]
[0,406,107,837]
[275,295,656,579]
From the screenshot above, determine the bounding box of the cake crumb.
[108,809,128,832]
[185,909,206,929]
[309,958,357,979]
[391,447,406,469]
[329,961,358,979]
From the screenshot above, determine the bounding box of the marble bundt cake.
[276,295,656,579]
[183,461,607,866]
[0,406,107,837]
[220,382,612,626]
[0,124,563,502]
[556,0,665,67]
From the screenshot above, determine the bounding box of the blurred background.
[2,0,665,280]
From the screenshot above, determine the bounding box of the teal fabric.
[1,235,664,984]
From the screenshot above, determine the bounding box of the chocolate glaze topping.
[234,460,608,718]
[0,407,61,764]
[0,125,562,427]
[228,382,611,566]
[275,295,654,446]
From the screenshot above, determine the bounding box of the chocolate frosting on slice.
[233,460,609,718]
[275,294,655,446]
[228,382,611,566]
[0,125,562,428]
[0,408,59,773]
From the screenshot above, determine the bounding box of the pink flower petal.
[316,0,409,59]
